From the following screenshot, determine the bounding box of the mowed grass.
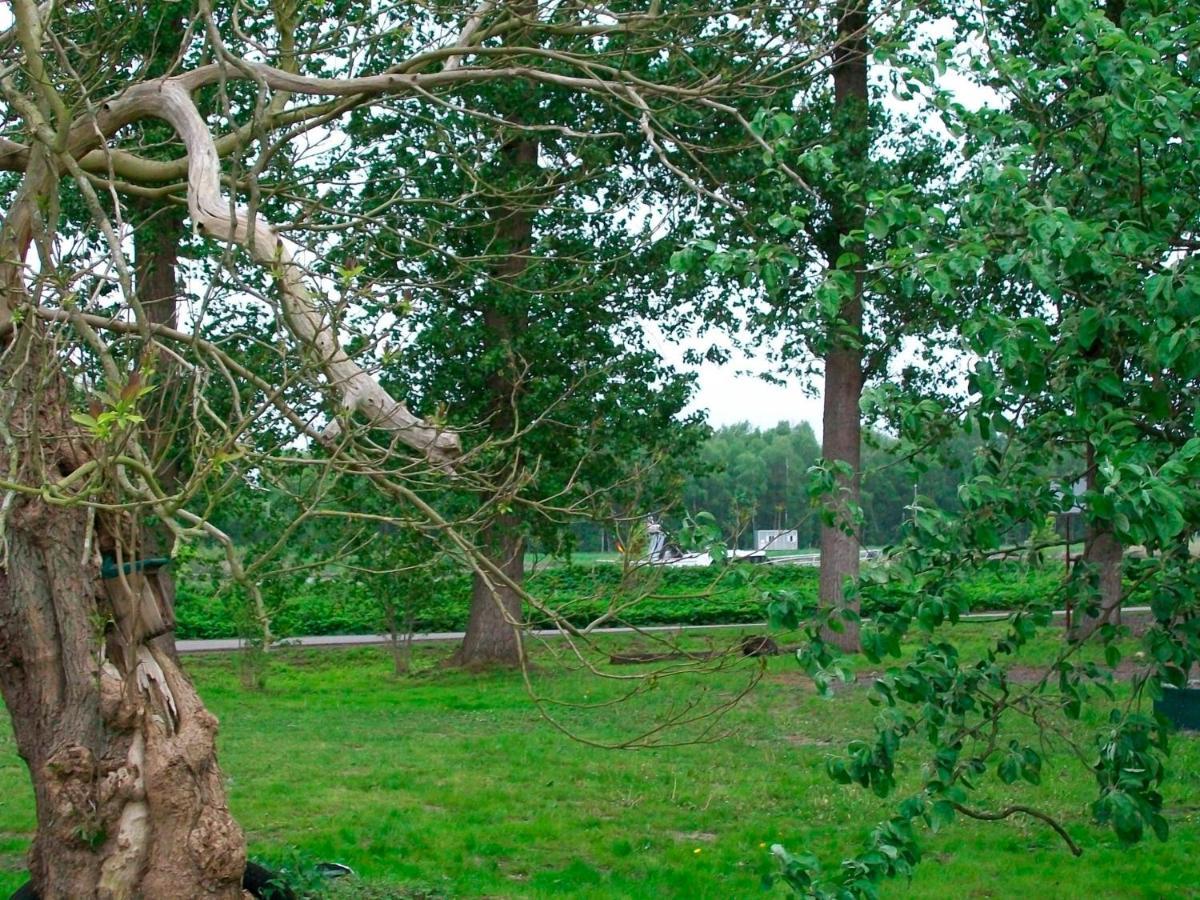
[1,626,1198,898]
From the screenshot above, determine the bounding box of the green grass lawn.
[1,626,1197,898]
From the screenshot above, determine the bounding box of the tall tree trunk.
[132,196,189,472]
[818,344,864,651]
[447,48,537,667]
[0,323,244,898]
[133,201,183,332]
[132,198,186,626]
[450,517,526,670]
[818,0,868,652]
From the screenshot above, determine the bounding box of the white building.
[755,529,798,551]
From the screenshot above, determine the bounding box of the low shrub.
[174,562,818,639]
[174,557,1136,640]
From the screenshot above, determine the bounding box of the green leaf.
[866,217,889,240]
[924,268,951,297]
[1058,0,1089,26]
[996,253,1021,274]
[668,250,692,273]
[768,212,796,235]
[998,756,1020,784]
[1150,814,1169,842]
[928,800,956,832]
[1077,308,1102,349]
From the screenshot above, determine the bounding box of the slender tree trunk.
[1068,444,1123,641]
[384,599,417,676]
[818,0,868,652]
[385,603,404,676]
[448,517,525,669]
[0,322,244,898]
[818,344,864,651]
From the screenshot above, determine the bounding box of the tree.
[815,0,870,653]
[343,37,707,667]
[0,0,834,893]
[766,0,1200,894]
[682,422,823,547]
[666,1,954,652]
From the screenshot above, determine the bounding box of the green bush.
[174,558,1135,640]
[174,563,819,639]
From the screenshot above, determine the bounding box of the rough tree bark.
[451,515,527,670]
[446,127,537,668]
[817,0,868,653]
[0,321,245,897]
[0,79,245,886]
[133,197,187,549]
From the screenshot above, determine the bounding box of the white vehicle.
[645,547,767,567]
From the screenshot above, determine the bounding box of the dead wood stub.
[738,635,781,657]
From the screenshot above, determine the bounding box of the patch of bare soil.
[668,830,718,843]
[764,670,816,688]
[1004,661,1141,683]
[783,735,836,747]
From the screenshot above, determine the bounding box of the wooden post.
[101,556,175,647]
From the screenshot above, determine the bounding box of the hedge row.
[174,561,1074,640]
[174,564,817,639]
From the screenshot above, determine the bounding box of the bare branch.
[950,802,1083,857]
[102,79,459,464]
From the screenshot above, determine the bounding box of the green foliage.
[173,558,1113,641]
[681,422,822,548]
[742,1,1200,894]
[332,18,713,558]
[676,421,981,552]
[7,1,1199,897]
[69,371,155,442]
[174,563,824,639]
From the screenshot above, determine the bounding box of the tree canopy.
[0,0,1198,897]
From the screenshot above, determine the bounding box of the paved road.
[175,607,1153,654]
[176,622,751,653]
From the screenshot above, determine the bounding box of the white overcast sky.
[686,359,824,432]
[663,333,826,435]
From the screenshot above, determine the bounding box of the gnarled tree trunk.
[0,324,244,898]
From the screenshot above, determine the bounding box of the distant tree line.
[568,420,980,552]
